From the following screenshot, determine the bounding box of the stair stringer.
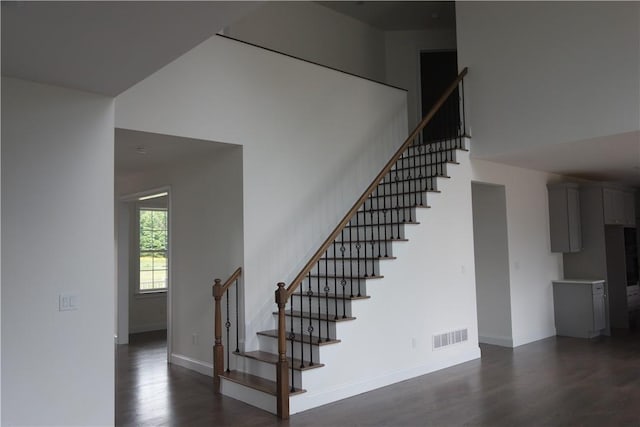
[288,143,481,414]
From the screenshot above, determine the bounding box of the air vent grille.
[433,328,468,350]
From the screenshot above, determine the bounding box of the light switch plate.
[59,293,78,311]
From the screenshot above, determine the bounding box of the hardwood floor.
[116,331,640,426]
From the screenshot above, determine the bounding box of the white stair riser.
[395,153,456,169]
[326,241,398,257]
[289,294,355,317]
[350,208,416,227]
[313,259,382,276]
[234,355,303,388]
[363,194,429,211]
[338,224,410,241]
[290,279,368,298]
[219,378,276,414]
[278,315,338,340]
[258,334,322,363]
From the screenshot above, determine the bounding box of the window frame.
[136,205,169,295]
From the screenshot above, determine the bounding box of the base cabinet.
[553,280,607,338]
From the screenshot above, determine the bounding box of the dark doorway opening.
[420,50,459,142]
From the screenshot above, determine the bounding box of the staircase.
[214,68,469,418]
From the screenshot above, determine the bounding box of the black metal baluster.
[225,292,230,373]
[307,272,314,367]
[290,287,296,392]
[395,170,401,223]
[299,285,304,368]
[316,261,322,344]
[355,212,363,296]
[382,178,389,257]
[411,144,418,206]
[340,229,347,318]
[324,256,330,341]
[361,208,369,277]
[376,187,382,258]
[349,217,359,298]
[417,144,424,205]
[235,279,240,353]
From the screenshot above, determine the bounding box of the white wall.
[471,159,563,346]
[224,1,387,83]
[115,35,407,353]
[116,139,244,373]
[289,144,480,413]
[385,29,457,130]
[471,183,513,347]
[457,1,640,158]
[2,78,115,426]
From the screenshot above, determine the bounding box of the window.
[138,207,168,293]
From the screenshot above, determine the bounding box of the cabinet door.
[593,292,606,331]
[567,187,582,251]
[623,191,635,227]
[603,188,624,225]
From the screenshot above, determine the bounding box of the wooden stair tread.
[219,370,306,396]
[345,220,422,226]
[275,310,357,322]
[367,190,440,197]
[307,274,383,281]
[257,329,341,346]
[236,351,325,371]
[320,256,397,261]
[359,206,430,212]
[333,238,409,243]
[289,291,371,300]
[381,172,451,180]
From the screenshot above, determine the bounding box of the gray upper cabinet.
[603,188,635,226]
[548,183,582,253]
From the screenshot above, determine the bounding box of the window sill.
[135,290,167,299]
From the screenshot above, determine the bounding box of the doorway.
[420,50,459,142]
[471,182,513,347]
[117,188,171,355]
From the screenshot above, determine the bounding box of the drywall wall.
[457,2,640,158]
[385,29,457,130]
[2,78,114,425]
[115,35,407,355]
[287,144,480,413]
[115,135,243,372]
[471,183,513,347]
[471,159,563,347]
[223,1,387,83]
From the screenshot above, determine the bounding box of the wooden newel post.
[275,282,290,419]
[213,278,224,393]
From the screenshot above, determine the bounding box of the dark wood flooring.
[116,330,640,426]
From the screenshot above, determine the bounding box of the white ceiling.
[4,1,637,187]
[1,1,258,95]
[486,131,640,187]
[318,1,455,31]
[115,129,233,178]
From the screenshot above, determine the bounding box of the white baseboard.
[479,335,514,348]
[130,322,167,334]
[289,347,481,415]
[170,353,213,377]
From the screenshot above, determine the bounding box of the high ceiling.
[1,1,258,95]
[318,1,455,31]
[3,1,638,187]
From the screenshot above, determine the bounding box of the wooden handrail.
[212,267,242,393]
[285,67,468,298]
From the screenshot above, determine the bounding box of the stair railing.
[274,67,468,419]
[212,267,242,392]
